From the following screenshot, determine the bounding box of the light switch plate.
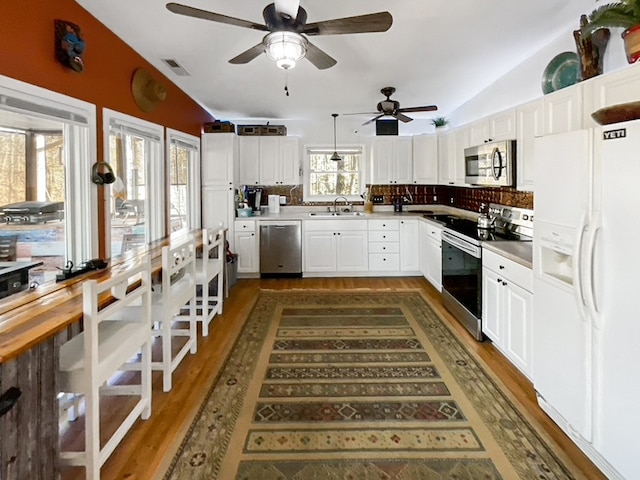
[279,196,286,205]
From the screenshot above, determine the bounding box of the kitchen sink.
[308,211,364,217]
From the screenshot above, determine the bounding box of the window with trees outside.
[305,147,364,201]
[167,129,200,234]
[0,76,96,287]
[104,109,164,257]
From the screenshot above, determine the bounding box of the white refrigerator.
[533,121,640,480]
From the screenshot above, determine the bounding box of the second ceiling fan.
[350,87,439,125]
[166,0,393,70]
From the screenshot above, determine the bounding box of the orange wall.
[1,0,215,253]
[0,0,215,140]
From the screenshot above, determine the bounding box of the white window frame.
[0,74,98,264]
[303,144,366,203]
[166,128,201,232]
[103,109,164,257]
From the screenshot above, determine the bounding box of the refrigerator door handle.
[585,213,603,329]
[573,211,589,322]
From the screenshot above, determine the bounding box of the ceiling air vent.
[161,59,190,76]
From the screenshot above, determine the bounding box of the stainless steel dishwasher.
[260,220,302,277]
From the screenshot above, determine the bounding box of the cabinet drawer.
[368,231,400,242]
[368,219,399,231]
[424,223,442,241]
[369,253,400,271]
[235,220,256,232]
[368,242,400,254]
[483,249,532,291]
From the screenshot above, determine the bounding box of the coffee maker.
[245,187,263,215]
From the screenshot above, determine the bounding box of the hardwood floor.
[60,277,606,480]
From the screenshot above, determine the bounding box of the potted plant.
[581,0,640,63]
[431,116,449,130]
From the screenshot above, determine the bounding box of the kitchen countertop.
[240,206,532,267]
[482,241,533,268]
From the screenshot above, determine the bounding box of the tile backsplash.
[255,184,533,213]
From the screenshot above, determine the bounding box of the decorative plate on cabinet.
[541,51,580,94]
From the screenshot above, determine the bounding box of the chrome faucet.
[333,196,351,213]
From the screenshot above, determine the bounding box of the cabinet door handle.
[503,282,508,286]
[497,279,502,284]
[251,233,254,236]
[499,265,505,269]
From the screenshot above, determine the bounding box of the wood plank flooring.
[60,277,606,480]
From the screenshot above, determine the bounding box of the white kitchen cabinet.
[516,98,544,192]
[303,220,368,274]
[201,133,236,187]
[399,219,420,272]
[202,186,234,232]
[238,136,300,186]
[370,136,413,184]
[583,62,640,129]
[437,130,454,185]
[437,126,468,186]
[423,222,442,291]
[482,248,533,378]
[234,220,259,274]
[368,219,400,271]
[238,136,260,185]
[412,134,438,184]
[468,108,516,146]
[543,84,583,135]
[259,136,300,186]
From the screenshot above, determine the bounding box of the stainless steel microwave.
[464,140,515,187]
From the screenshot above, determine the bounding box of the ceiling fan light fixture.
[264,31,307,70]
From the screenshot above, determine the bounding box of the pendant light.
[331,113,342,162]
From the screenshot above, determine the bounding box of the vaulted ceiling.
[76,0,595,132]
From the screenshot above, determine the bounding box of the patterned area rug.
[163,291,581,480]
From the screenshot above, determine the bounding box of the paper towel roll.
[268,194,280,214]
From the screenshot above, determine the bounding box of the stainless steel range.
[433,204,533,341]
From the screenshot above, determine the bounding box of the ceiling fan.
[349,87,438,125]
[166,1,393,70]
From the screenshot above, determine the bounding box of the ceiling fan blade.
[166,3,269,31]
[274,0,300,19]
[395,112,413,123]
[305,41,337,69]
[397,105,438,113]
[303,11,392,36]
[228,43,265,64]
[362,114,385,126]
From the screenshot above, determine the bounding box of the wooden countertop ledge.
[0,230,205,364]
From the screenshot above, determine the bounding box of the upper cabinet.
[238,136,300,186]
[543,84,583,135]
[437,126,469,186]
[582,62,640,129]
[201,133,236,186]
[370,136,413,184]
[468,108,516,146]
[238,136,260,185]
[412,134,438,184]
[516,98,544,192]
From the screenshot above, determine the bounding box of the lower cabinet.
[303,220,368,273]
[482,249,533,378]
[234,220,259,274]
[368,219,400,272]
[421,222,442,291]
[399,219,420,272]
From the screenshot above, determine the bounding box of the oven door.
[441,230,483,340]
